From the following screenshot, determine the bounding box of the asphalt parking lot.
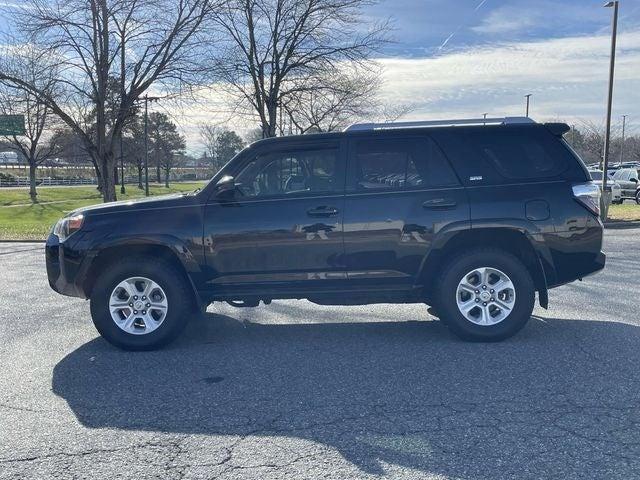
[1,229,640,479]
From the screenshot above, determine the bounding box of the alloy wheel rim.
[455,267,516,326]
[109,277,168,335]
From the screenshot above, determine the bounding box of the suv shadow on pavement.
[52,312,640,478]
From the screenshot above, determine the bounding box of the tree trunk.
[164,168,170,188]
[265,100,278,138]
[156,162,161,184]
[137,165,143,189]
[90,156,103,192]
[99,150,117,202]
[28,162,37,202]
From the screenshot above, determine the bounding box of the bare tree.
[213,0,386,139]
[281,68,379,134]
[199,123,222,173]
[0,46,60,201]
[627,136,640,164]
[0,0,217,202]
[377,102,417,123]
[577,120,627,168]
[244,127,263,144]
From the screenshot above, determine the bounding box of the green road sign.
[0,115,26,136]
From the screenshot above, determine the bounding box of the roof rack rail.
[344,116,535,132]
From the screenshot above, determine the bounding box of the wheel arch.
[82,238,203,311]
[419,227,550,308]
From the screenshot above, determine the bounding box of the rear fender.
[418,222,552,308]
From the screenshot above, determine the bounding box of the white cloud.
[375,30,640,129]
[158,30,640,153]
[471,7,537,34]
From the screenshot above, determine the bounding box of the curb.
[0,239,46,243]
[604,221,640,229]
[2,221,640,243]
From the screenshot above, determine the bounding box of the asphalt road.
[1,229,639,479]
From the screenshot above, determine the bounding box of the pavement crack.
[0,441,168,465]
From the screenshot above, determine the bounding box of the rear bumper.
[576,250,606,279]
[45,233,93,299]
[543,223,606,288]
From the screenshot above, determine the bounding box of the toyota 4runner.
[46,117,605,350]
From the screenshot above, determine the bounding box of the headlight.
[53,213,84,241]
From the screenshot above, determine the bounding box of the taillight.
[572,182,600,216]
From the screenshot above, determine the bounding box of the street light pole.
[144,95,150,196]
[619,114,627,166]
[141,94,161,197]
[119,28,126,195]
[482,113,487,125]
[601,0,619,220]
[524,94,532,117]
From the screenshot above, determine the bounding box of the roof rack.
[344,116,535,132]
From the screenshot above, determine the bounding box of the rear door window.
[349,136,459,191]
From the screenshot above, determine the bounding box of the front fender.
[86,234,202,274]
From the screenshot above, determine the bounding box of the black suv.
[46,117,605,350]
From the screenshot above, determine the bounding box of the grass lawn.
[0,182,207,240]
[1,182,638,240]
[607,202,640,222]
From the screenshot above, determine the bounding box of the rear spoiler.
[544,123,571,137]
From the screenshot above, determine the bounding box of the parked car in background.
[588,170,623,204]
[46,116,605,350]
[611,168,640,203]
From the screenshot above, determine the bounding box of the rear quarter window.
[462,127,568,179]
[430,125,583,185]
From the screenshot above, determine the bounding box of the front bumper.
[45,233,94,299]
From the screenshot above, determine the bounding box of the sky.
[1,0,639,152]
[362,0,640,132]
[187,0,640,150]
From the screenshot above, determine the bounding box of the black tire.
[90,256,194,351]
[435,248,535,342]
[612,199,622,205]
[635,191,640,205]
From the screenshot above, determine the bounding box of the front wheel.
[435,249,535,342]
[90,256,194,350]
[635,191,640,205]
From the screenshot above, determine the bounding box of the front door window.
[235,149,340,198]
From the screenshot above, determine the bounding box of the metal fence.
[0,177,98,187]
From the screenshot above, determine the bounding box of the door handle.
[422,198,457,209]
[307,206,339,217]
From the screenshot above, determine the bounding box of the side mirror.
[215,175,236,196]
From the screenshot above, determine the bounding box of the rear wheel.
[435,249,535,342]
[90,256,194,350]
[635,191,640,205]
